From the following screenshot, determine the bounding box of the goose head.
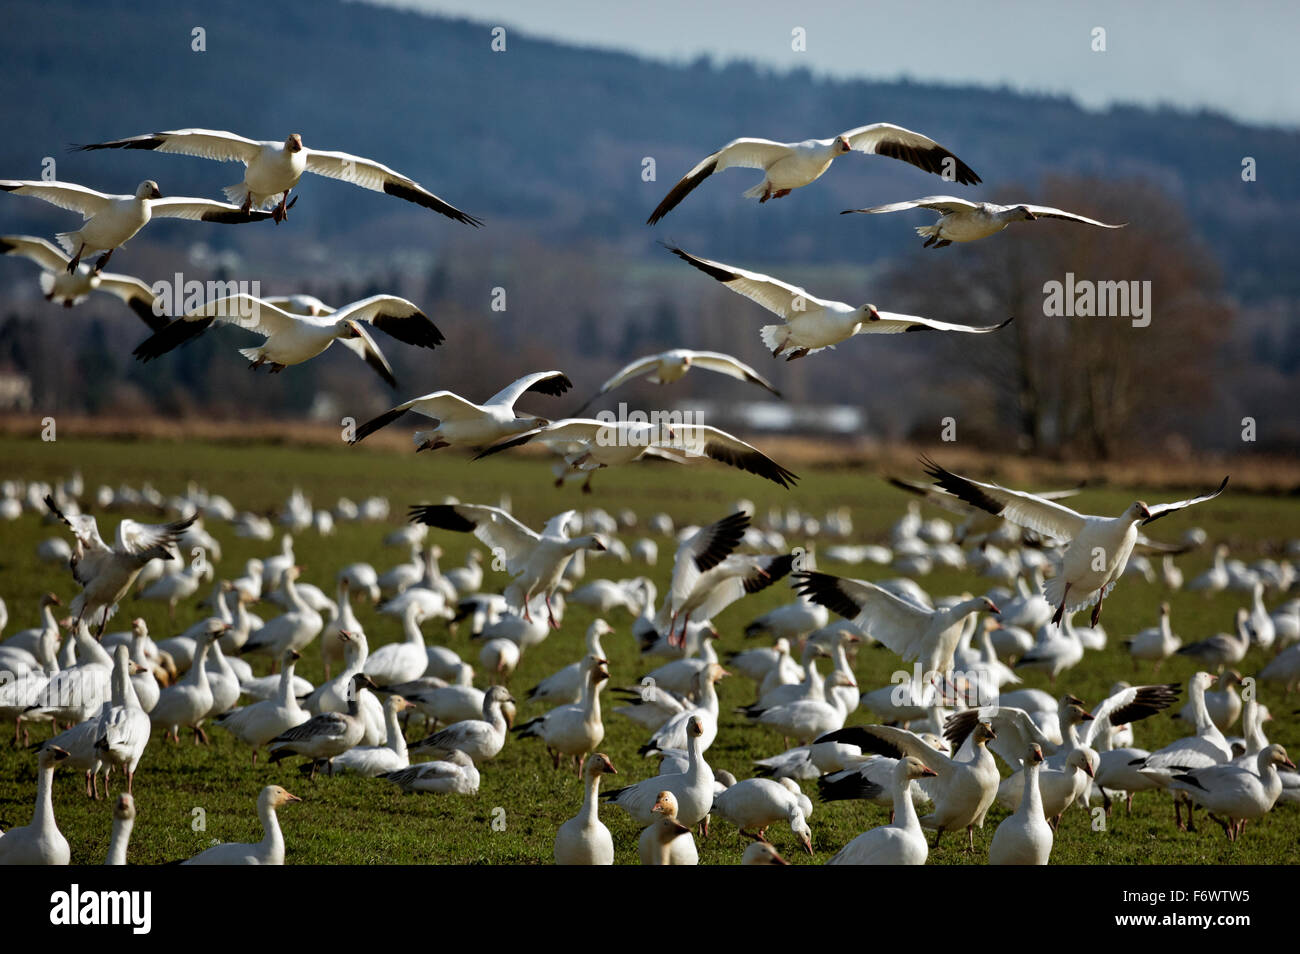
[39,744,71,768]
[135,180,162,200]
[114,793,136,822]
[981,596,1000,614]
[484,684,515,709]
[1128,501,1153,522]
[972,721,997,746]
[586,752,617,778]
[899,754,938,781]
[833,136,853,155]
[1026,743,1045,766]
[742,841,789,865]
[686,714,705,739]
[262,784,302,809]
[282,648,301,666]
[1263,744,1295,771]
[1014,205,1037,221]
[337,318,366,339]
[1067,748,1096,779]
[131,617,148,638]
[202,618,232,641]
[651,791,689,838]
[347,672,380,697]
[789,811,814,855]
[285,133,304,153]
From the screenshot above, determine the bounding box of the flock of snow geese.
[0,118,1293,866]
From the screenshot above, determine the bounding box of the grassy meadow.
[0,434,1298,865]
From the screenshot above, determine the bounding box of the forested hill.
[3,0,1297,300]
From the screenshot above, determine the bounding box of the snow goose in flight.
[266,672,379,779]
[819,721,1000,850]
[474,417,799,490]
[409,504,604,627]
[181,785,301,865]
[133,293,441,388]
[842,196,1124,248]
[647,122,979,224]
[920,458,1228,627]
[0,744,71,865]
[792,570,997,683]
[1169,745,1295,841]
[0,179,271,273]
[668,247,1013,360]
[574,349,779,413]
[44,494,195,635]
[826,756,937,865]
[76,130,481,225]
[710,777,814,855]
[0,235,166,329]
[350,370,573,450]
[555,753,619,865]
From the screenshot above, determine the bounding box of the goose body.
[555,754,618,865]
[181,785,300,865]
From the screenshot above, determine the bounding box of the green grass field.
[1,434,1298,865]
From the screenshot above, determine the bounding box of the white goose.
[669,247,1011,360]
[637,663,728,755]
[1124,603,1181,673]
[1176,610,1251,671]
[603,715,715,829]
[514,657,609,773]
[1169,745,1295,841]
[638,790,696,865]
[77,130,481,225]
[710,778,813,855]
[920,459,1227,627]
[842,196,1123,248]
[742,841,789,865]
[93,645,151,795]
[181,785,301,865]
[746,672,857,745]
[0,745,72,865]
[989,744,1054,864]
[527,620,613,705]
[134,293,441,388]
[0,178,271,273]
[267,673,379,778]
[646,122,979,224]
[215,650,310,762]
[820,721,999,850]
[408,684,513,764]
[575,349,779,412]
[365,602,431,687]
[351,370,574,450]
[104,793,135,865]
[554,753,618,865]
[0,234,165,327]
[380,749,480,795]
[238,566,323,662]
[150,621,224,743]
[327,694,414,777]
[408,504,605,627]
[826,756,937,865]
[43,495,195,633]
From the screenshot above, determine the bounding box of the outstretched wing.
[840,123,980,185]
[841,195,980,217]
[486,370,573,410]
[792,571,933,662]
[1142,478,1229,525]
[74,129,264,164]
[855,313,1014,336]
[646,138,792,225]
[0,180,112,218]
[666,245,840,321]
[920,456,1088,542]
[336,295,443,351]
[304,149,481,226]
[408,503,539,566]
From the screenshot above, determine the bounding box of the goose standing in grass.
[267,673,379,779]
[555,753,619,865]
[94,645,151,795]
[409,504,604,627]
[398,663,485,728]
[351,370,574,450]
[820,721,999,850]
[0,234,167,328]
[326,694,414,777]
[746,672,857,745]
[474,417,800,491]
[668,246,1012,360]
[150,621,224,743]
[239,566,323,663]
[637,663,729,755]
[0,745,71,865]
[826,756,937,865]
[1175,610,1251,672]
[527,620,614,705]
[76,130,482,225]
[181,785,301,865]
[409,684,514,764]
[842,196,1123,248]
[646,122,979,224]
[514,657,609,773]
[639,790,696,865]
[134,293,442,388]
[365,602,431,686]
[920,459,1228,626]
[1170,745,1295,841]
[43,495,195,634]
[710,777,814,855]
[0,178,272,273]
[989,745,1053,864]
[1187,545,1230,594]
[1173,670,1243,733]
[216,650,309,763]
[381,749,480,795]
[574,350,780,413]
[604,715,715,830]
[104,793,135,865]
[1124,603,1181,673]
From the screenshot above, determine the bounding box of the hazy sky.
[365,0,1299,127]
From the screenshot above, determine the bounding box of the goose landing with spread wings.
[843,196,1125,248]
